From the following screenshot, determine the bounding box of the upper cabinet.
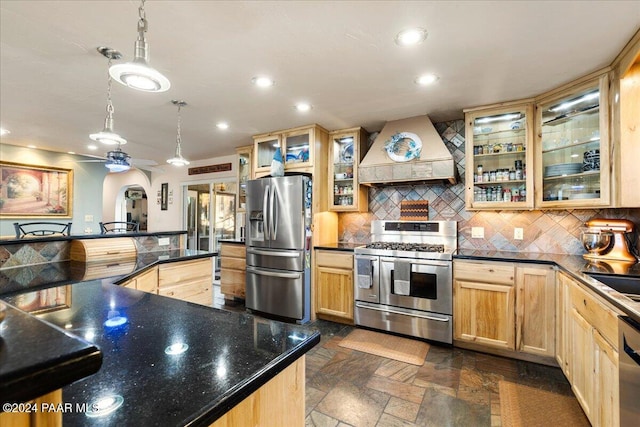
[253,124,327,177]
[536,75,610,208]
[236,145,253,213]
[464,103,535,210]
[328,127,369,212]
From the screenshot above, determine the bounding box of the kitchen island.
[1,255,320,426]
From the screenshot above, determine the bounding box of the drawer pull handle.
[106,251,121,255]
[489,269,494,273]
[583,299,587,306]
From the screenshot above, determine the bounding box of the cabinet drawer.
[220,244,246,258]
[136,267,158,293]
[570,282,621,349]
[221,256,246,270]
[221,268,245,286]
[316,251,353,269]
[70,238,136,262]
[158,258,212,287]
[454,260,514,285]
[158,278,212,306]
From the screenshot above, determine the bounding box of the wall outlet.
[471,227,485,239]
[158,237,170,246]
[84,214,93,222]
[514,228,524,240]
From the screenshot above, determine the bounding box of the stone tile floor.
[211,286,579,427]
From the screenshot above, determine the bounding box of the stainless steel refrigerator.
[245,175,312,323]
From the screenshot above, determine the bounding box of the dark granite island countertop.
[2,281,320,426]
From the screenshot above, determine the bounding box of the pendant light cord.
[138,0,148,35]
[176,104,183,153]
[106,57,114,116]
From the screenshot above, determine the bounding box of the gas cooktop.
[364,242,445,253]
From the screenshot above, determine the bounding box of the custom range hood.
[359,115,456,185]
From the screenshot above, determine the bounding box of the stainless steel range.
[354,220,457,344]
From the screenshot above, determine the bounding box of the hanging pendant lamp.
[167,100,190,166]
[109,0,170,92]
[90,47,127,146]
[105,144,132,173]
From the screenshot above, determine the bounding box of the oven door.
[380,257,452,315]
[354,254,380,303]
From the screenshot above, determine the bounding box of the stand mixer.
[582,218,639,262]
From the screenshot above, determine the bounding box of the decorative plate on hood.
[384,132,422,162]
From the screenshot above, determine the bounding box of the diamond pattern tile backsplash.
[338,119,640,255]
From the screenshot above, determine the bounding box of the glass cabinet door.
[254,135,280,173]
[465,105,534,209]
[329,128,368,212]
[537,77,609,207]
[236,145,252,212]
[283,129,312,168]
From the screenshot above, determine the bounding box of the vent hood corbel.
[358,115,457,186]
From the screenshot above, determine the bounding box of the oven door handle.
[380,257,449,268]
[355,302,450,322]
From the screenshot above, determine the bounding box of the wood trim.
[463,97,536,114]
[453,339,558,367]
[611,27,640,76]
[534,67,611,104]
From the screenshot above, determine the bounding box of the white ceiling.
[1,1,639,167]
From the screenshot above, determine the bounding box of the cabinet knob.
[583,299,587,306]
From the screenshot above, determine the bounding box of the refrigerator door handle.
[270,184,277,240]
[246,266,302,279]
[263,184,270,241]
[247,248,301,258]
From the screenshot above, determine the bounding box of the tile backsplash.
[338,120,640,255]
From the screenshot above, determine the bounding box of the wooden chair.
[14,222,72,239]
[99,221,140,234]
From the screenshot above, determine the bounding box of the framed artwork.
[0,161,73,218]
[14,285,72,314]
[161,182,168,211]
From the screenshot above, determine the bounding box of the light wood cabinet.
[236,145,253,212]
[314,250,354,324]
[0,389,62,427]
[464,103,535,210]
[328,127,369,212]
[220,242,246,300]
[556,272,572,377]
[119,266,158,293]
[158,258,212,306]
[253,124,329,178]
[561,271,622,427]
[454,260,556,363]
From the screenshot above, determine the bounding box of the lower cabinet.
[453,260,555,363]
[220,243,246,299]
[119,258,213,307]
[158,258,213,306]
[560,271,621,427]
[314,250,354,324]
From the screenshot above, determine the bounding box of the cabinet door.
[159,278,212,306]
[136,266,158,294]
[464,104,534,210]
[515,265,555,357]
[556,273,572,378]
[454,279,515,350]
[536,74,610,208]
[236,145,253,212]
[316,266,354,321]
[283,128,313,169]
[328,128,368,212]
[594,329,619,427]
[569,307,594,422]
[254,134,281,174]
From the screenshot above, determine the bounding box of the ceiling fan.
[73,144,165,173]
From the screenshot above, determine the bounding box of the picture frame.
[0,161,73,218]
[161,182,168,211]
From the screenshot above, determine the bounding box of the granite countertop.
[0,301,102,405]
[314,242,365,252]
[0,249,215,296]
[455,249,640,324]
[0,230,188,246]
[2,281,320,425]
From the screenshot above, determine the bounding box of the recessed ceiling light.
[252,76,274,88]
[295,103,312,112]
[415,74,439,86]
[27,145,37,149]
[0,128,10,136]
[395,28,428,46]
[88,144,98,150]
[216,122,229,130]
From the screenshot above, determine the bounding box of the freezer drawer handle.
[246,266,301,279]
[355,302,450,322]
[247,248,300,257]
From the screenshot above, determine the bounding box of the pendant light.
[167,100,190,166]
[105,144,132,173]
[90,47,127,146]
[109,0,170,92]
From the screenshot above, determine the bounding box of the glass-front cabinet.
[536,76,610,207]
[464,104,535,210]
[253,125,320,177]
[328,127,369,212]
[254,134,281,176]
[236,145,252,213]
